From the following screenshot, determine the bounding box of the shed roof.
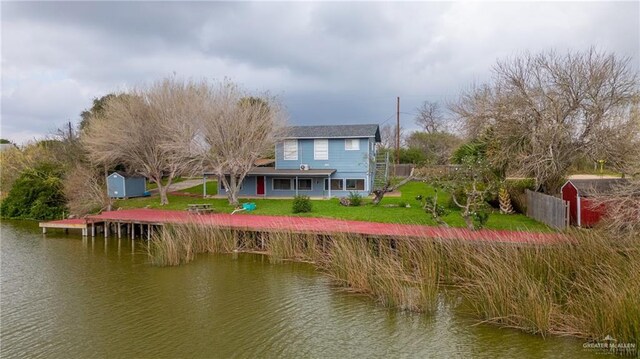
[565,178,628,197]
[284,124,381,142]
[109,171,145,179]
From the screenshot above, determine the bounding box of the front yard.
[116,181,550,232]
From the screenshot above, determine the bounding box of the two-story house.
[217,124,383,198]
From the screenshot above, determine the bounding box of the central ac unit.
[300,164,310,170]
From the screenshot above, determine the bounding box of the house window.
[345,139,360,151]
[284,140,298,160]
[273,178,292,190]
[297,178,312,191]
[314,139,328,160]
[345,179,365,191]
[324,179,344,191]
[222,175,243,190]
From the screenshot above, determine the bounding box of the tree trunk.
[227,175,240,206]
[104,166,112,211]
[371,176,414,205]
[499,187,514,214]
[157,183,169,205]
[462,214,474,230]
[371,188,389,205]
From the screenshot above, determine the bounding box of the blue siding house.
[107,172,147,198]
[216,124,385,198]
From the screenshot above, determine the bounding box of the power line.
[378,113,396,126]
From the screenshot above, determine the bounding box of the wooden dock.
[40,218,91,236]
[39,213,163,240]
[38,208,565,244]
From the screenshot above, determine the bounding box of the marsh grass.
[148,223,639,348]
[148,224,236,266]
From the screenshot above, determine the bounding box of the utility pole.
[396,97,400,168]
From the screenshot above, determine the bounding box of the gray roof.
[284,124,381,142]
[247,168,336,176]
[110,171,145,179]
[206,168,336,176]
[565,178,628,197]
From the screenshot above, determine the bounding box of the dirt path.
[148,179,204,194]
[567,174,618,179]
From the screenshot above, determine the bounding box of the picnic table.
[187,204,215,215]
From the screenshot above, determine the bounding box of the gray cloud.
[2,1,638,143]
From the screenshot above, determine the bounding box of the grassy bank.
[148,225,639,350]
[120,181,549,232]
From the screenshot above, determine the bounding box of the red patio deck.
[40,208,566,244]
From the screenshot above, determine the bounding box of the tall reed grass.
[148,223,639,349]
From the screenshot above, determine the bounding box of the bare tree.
[82,79,204,205]
[406,131,462,165]
[64,163,112,216]
[196,82,287,205]
[378,123,405,151]
[451,48,639,194]
[590,178,640,236]
[415,101,445,133]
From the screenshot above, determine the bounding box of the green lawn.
[115,181,550,232]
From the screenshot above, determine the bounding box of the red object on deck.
[73,209,565,244]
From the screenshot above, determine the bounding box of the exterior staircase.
[373,151,390,190]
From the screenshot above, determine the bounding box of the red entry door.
[256,176,265,195]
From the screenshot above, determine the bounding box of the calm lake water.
[1,220,600,358]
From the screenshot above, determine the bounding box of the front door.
[256,176,265,195]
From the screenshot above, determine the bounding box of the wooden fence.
[390,164,415,177]
[525,190,569,230]
[412,165,463,179]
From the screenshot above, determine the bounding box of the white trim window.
[324,179,344,191]
[345,139,360,151]
[297,178,313,191]
[273,178,293,190]
[345,179,365,191]
[222,175,243,191]
[314,139,329,160]
[283,140,298,160]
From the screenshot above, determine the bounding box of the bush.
[472,210,490,229]
[0,163,66,220]
[292,195,312,213]
[398,201,407,208]
[348,191,362,206]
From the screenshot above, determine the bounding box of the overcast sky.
[2,1,638,144]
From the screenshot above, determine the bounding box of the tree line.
[1,79,287,219]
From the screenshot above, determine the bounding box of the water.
[1,220,600,358]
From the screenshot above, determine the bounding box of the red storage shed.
[561,178,628,227]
